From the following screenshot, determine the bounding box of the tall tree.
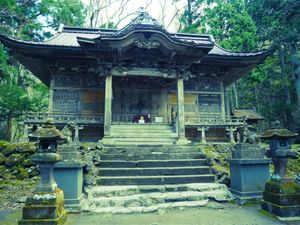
[0,0,86,140]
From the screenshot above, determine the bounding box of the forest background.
[0,0,299,141]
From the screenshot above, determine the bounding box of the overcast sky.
[82,0,185,32]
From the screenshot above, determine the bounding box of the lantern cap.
[261,121,297,139]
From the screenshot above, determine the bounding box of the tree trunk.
[187,0,192,26]
[6,116,13,142]
[290,43,300,108]
[279,45,291,105]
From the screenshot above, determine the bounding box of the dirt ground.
[1,202,299,225]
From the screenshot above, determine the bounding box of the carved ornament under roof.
[113,8,165,37]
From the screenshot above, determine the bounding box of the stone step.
[110,133,178,138]
[90,183,224,197]
[111,128,175,132]
[100,153,205,160]
[89,200,210,214]
[98,166,210,176]
[84,183,234,214]
[97,174,215,185]
[113,141,175,146]
[92,190,228,208]
[111,124,173,129]
[99,159,208,168]
[101,146,203,154]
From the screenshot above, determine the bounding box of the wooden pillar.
[225,86,230,116]
[201,126,207,144]
[104,75,112,137]
[176,78,190,144]
[177,78,185,138]
[227,127,236,144]
[48,78,54,112]
[220,81,226,118]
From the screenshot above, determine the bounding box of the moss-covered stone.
[0,153,6,165]
[1,144,16,157]
[22,158,36,167]
[265,181,300,194]
[5,154,24,167]
[15,143,36,154]
[17,167,29,179]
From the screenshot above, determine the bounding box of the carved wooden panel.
[198,94,221,113]
[53,74,81,87]
[184,93,197,112]
[53,90,82,112]
[82,90,104,113]
[184,78,221,92]
[82,75,105,88]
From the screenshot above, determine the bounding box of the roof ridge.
[62,26,117,34]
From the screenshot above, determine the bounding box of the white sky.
[82,0,185,32]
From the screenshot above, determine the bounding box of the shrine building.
[0,10,269,145]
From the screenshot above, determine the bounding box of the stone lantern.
[19,119,67,225]
[261,121,300,221]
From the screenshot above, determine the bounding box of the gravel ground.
[1,202,299,225]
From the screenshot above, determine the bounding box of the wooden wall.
[50,74,224,118]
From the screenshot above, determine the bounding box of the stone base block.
[229,188,263,204]
[99,137,115,146]
[18,212,67,225]
[232,143,265,159]
[261,181,300,220]
[19,189,67,225]
[176,137,191,145]
[261,200,300,220]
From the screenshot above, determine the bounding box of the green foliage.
[181,0,259,51]
[0,83,31,120]
[180,0,300,131]
[0,0,86,140]
[40,0,86,29]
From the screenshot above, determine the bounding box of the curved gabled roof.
[0,9,270,86]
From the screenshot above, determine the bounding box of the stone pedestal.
[54,145,84,212]
[261,181,300,221]
[228,143,271,204]
[19,189,67,225]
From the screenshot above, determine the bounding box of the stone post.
[104,75,112,137]
[176,78,190,145]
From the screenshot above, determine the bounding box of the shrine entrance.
[111,76,175,124]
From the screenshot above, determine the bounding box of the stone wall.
[0,141,39,182]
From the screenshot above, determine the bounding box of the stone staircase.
[108,124,177,145]
[84,146,233,213]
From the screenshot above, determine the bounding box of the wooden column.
[220,81,226,118]
[225,86,230,116]
[104,75,112,137]
[177,78,185,138]
[176,78,190,144]
[48,78,54,112]
[201,126,207,144]
[227,127,236,144]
